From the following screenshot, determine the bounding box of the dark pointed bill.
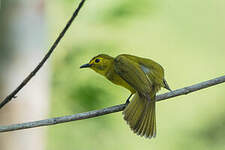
[80,63,92,68]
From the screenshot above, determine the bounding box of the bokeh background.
[1,0,225,150]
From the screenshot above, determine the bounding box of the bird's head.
[80,54,114,76]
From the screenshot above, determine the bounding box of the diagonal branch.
[0,0,86,109]
[0,75,224,133]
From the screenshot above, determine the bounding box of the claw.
[125,94,133,105]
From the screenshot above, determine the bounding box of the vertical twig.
[0,0,86,109]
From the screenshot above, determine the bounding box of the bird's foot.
[125,94,133,105]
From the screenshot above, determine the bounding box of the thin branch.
[0,0,86,109]
[0,75,224,133]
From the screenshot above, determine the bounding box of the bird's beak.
[80,63,92,69]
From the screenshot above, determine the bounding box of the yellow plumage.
[80,54,171,138]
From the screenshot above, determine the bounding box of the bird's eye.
[95,59,100,63]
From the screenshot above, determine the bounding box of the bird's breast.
[106,68,135,93]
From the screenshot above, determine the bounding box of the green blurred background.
[46,0,225,149]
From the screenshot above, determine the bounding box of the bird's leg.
[163,79,172,92]
[125,94,133,105]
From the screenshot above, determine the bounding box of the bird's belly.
[107,73,136,93]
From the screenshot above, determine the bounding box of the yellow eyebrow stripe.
[89,57,102,64]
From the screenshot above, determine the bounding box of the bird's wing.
[114,55,153,99]
[117,54,164,86]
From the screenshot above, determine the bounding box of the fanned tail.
[122,93,156,138]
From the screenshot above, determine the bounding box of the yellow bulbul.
[80,54,171,138]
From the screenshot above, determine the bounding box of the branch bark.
[0,75,224,133]
[0,0,86,109]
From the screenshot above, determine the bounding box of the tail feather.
[123,95,138,121]
[145,102,153,137]
[123,94,143,129]
[123,93,156,138]
[147,103,156,137]
[130,103,143,129]
[137,101,149,136]
[140,101,155,138]
[133,100,147,134]
[123,95,137,123]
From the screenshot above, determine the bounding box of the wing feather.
[117,54,164,86]
[114,55,153,98]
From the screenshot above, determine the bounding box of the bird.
[80,54,171,138]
